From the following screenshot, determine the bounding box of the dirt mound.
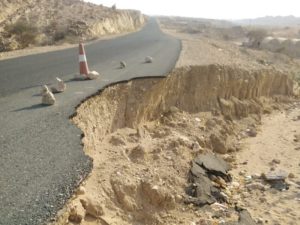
[0,0,145,51]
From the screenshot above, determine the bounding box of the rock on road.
[0,18,181,225]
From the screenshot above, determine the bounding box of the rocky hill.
[0,0,145,52]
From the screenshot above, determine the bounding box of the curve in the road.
[0,18,181,225]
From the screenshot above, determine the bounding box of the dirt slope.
[0,0,145,51]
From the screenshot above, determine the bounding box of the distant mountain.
[234,16,300,27]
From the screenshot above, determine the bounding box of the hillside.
[0,0,145,52]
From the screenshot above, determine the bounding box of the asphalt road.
[0,18,181,225]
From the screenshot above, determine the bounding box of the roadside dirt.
[231,102,300,225]
[51,18,300,225]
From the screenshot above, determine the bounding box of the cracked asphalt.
[0,18,181,225]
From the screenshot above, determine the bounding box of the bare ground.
[231,102,300,225]
[50,18,300,225]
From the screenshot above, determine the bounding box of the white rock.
[195,117,201,122]
[87,71,100,80]
[152,185,159,190]
[51,77,66,93]
[145,56,153,63]
[244,175,252,183]
[41,85,56,105]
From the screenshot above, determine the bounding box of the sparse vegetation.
[4,20,39,48]
[158,16,246,41]
[0,0,144,52]
[247,28,268,40]
[246,28,268,48]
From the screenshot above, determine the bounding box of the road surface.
[0,18,181,225]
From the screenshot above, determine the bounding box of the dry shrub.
[53,25,69,42]
[53,31,66,42]
[247,28,268,41]
[5,20,39,48]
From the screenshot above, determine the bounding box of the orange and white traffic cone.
[79,42,89,78]
[75,42,100,80]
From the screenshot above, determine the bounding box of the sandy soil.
[167,29,300,75]
[231,102,300,225]
[50,18,300,225]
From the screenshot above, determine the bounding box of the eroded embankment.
[74,64,295,135]
[55,65,298,225]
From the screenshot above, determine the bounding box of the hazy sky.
[85,0,300,20]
